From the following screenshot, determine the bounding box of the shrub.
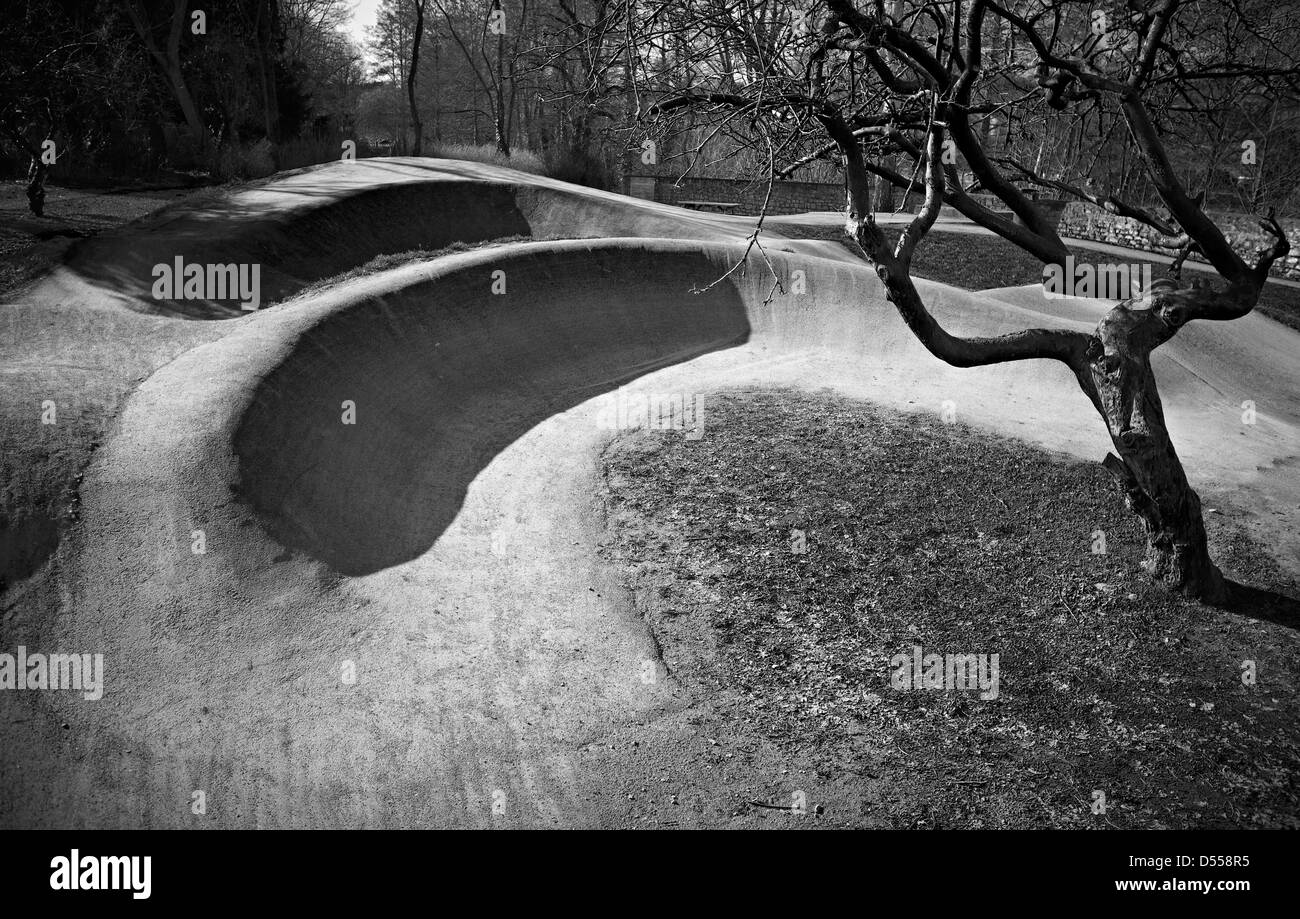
[426,142,546,176]
[277,133,352,171]
[542,146,615,191]
[206,138,277,181]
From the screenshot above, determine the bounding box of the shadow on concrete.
[232,245,752,574]
[61,181,533,318]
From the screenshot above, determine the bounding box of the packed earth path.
[1,158,1297,827]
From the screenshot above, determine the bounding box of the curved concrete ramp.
[234,244,754,573]
[53,159,781,317]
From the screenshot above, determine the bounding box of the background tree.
[2,0,165,213]
[368,0,426,148]
[431,0,529,156]
[527,0,625,184]
[124,0,208,143]
[3,0,366,187]
[408,0,428,154]
[280,0,365,133]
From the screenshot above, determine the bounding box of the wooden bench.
[678,200,740,213]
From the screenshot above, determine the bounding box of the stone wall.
[1058,201,1300,281]
[624,174,846,215]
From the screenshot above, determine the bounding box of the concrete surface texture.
[1,158,1296,827]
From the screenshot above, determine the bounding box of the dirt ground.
[599,390,1300,828]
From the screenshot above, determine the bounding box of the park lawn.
[599,388,1300,828]
[0,181,227,299]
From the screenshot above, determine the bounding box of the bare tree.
[125,0,208,144]
[602,0,1297,603]
[282,0,366,131]
[246,0,283,145]
[433,0,531,155]
[0,0,105,216]
[410,0,428,154]
[1,61,59,216]
[526,0,628,180]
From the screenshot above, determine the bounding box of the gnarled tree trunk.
[1084,302,1225,602]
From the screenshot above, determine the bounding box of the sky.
[344,0,382,48]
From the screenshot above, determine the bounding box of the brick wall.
[1058,202,1300,281]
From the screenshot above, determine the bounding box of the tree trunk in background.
[431,35,441,143]
[255,0,281,145]
[3,124,49,217]
[872,0,905,213]
[493,13,509,156]
[166,67,206,143]
[874,172,895,213]
[127,0,208,147]
[26,156,48,217]
[408,0,426,156]
[493,96,509,157]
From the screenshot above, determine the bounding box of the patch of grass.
[772,222,1300,333]
[428,142,547,176]
[0,235,62,296]
[599,388,1300,828]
